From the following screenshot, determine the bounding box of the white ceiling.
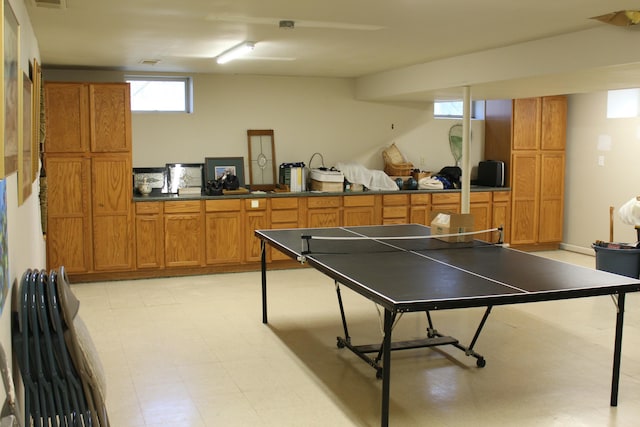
[25,0,640,101]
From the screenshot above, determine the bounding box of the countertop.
[133,186,510,202]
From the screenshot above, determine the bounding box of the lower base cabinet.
[76,190,511,282]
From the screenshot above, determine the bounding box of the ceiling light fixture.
[216,41,256,64]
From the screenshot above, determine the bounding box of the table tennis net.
[300,227,502,256]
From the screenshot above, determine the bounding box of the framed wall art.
[132,167,167,194]
[31,58,41,182]
[2,0,20,177]
[247,129,276,191]
[166,163,204,193]
[18,71,31,205]
[204,157,245,187]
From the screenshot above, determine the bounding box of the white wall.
[2,0,45,414]
[43,70,486,178]
[564,92,640,251]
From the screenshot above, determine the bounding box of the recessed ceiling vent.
[32,0,66,9]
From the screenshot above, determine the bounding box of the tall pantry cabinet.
[484,95,567,250]
[44,82,133,273]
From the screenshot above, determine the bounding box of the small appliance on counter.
[476,160,505,187]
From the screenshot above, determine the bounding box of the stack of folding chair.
[12,266,109,427]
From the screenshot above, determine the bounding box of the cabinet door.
[205,213,243,265]
[512,98,540,150]
[343,195,377,226]
[492,192,511,244]
[165,212,204,267]
[541,96,567,151]
[510,152,540,245]
[92,156,133,271]
[538,152,565,243]
[45,156,92,272]
[89,83,132,153]
[136,214,164,269]
[135,202,164,269]
[270,198,300,261]
[470,192,492,242]
[44,83,89,153]
[245,199,268,262]
[307,197,341,228]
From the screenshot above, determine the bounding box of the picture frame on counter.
[132,167,167,193]
[166,163,204,193]
[205,157,245,187]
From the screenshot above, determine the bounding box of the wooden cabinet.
[205,199,243,265]
[135,202,164,269]
[409,194,431,225]
[491,191,511,244]
[164,201,204,267]
[244,198,268,262]
[45,82,133,273]
[270,198,301,261]
[382,194,409,224]
[485,95,567,249]
[305,196,341,228]
[431,193,461,214]
[469,192,492,242]
[343,195,378,226]
[45,156,92,273]
[91,156,133,270]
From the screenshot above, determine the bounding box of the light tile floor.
[72,250,640,426]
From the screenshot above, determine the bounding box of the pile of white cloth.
[618,196,640,226]
[335,162,399,191]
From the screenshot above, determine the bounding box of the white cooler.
[310,169,344,192]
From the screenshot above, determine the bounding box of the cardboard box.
[429,212,474,242]
[311,179,343,192]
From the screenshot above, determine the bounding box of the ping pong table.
[255,223,640,427]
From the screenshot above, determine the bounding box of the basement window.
[434,100,484,119]
[125,76,193,113]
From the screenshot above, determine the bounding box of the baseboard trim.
[559,243,595,256]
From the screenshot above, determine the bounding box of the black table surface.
[256,224,640,312]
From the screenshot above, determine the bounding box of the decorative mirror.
[247,129,276,191]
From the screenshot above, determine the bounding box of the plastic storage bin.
[592,244,640,279]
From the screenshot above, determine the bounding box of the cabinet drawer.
[245,198,267,210]
[164,200,202,213]
[470,192,491,203]
[410,194,431,205]
[432,193,460,205]
[271,209,298,224]
[205,199,242,212]
[492,191,511,202]
[383,206,407,218]
[271,198,299,209]
[136,201,162,214]
[344,195,375,207]
[307,196,341,209]
[383,194,409,206]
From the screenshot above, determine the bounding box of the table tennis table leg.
[261,240,268,324]
[610,292,626,406]
[381,308,393,427]
[334,282,351,345]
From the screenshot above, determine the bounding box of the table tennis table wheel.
[476,358,486,368]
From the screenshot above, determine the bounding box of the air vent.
[32,0,66,8]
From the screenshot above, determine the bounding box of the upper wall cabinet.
[44,83,132,154]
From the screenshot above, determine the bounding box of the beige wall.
[44,69,486,177]
[564,92,640,252]
[2,0,45,413]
